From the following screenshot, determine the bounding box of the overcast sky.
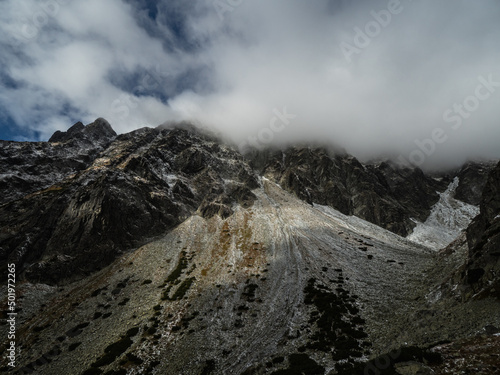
[0,0,499,169]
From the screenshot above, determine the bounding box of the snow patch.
[407,177,479,250]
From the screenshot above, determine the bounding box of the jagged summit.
[0,119,117,205]
[157,120,204,134]
[1,119,497,281]
[49,118,116,143]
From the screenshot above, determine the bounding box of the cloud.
[0,0,499,169]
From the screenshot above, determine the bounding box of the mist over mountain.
[1,1,500,169]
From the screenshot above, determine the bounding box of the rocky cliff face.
[429,161,500,303]
[251,147,449,236]
[0,122,257,284]
[455,161,496,205]
[0,118,116,205]
[462,161,500,298]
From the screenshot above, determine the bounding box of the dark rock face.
[48,118,116,143]
[0,119,116,205]
[0,122,257,284]
[463,161,500,298]
[454,161,496,205]
[48,121,85,142]
[252,147,449,236]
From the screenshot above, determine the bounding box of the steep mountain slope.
[425,161,500,304]
[0,120,499,375]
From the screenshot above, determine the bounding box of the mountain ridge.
[0,119,497,285]
[0,119,499,374]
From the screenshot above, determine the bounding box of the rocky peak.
[0,118,118,205]
[48,118,116,144]
[1,119,497,287]
[83,117,117,141]
[48,122,83,142]
[67,121,85,134]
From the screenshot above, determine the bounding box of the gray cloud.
[0,0,499,169]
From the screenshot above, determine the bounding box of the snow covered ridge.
[407,177,479,250]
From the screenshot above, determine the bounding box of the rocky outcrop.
[48,118,116,144]
[0,122,258,285]
[0,119,116,205]
[251,147,449,236]
[462,161,500,298]
[454,161,496,205]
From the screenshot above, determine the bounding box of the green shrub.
[126,327,139,337]
[91,337,132,368]
[271,353,325,375]
[118,298,129,306]
[68,342,81,351]
[126,353,143,365]
[201,359,216,375]
[166,251,188,283]
[171,277,195,300]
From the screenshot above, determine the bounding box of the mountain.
[0,122,257,284]
[0,118,116,205]
[0,120,499,375]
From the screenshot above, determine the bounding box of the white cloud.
[0,0,499,169]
